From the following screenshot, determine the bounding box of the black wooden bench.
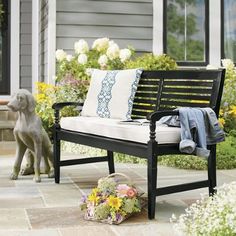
[52,69,225,219]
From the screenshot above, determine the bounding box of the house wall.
[39,0,49,83]
[20,0,32,91]
[56,0,153,54]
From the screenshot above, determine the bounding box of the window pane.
[166,0,206,62]
[224,0,236,62]
[0,0,10,95]
[0,32,2,84]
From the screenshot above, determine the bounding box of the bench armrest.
[52,102,83,128]
[147,110,179,122]
[147,110,179,143]
[52,102,83,111]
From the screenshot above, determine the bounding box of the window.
[0,0,10,95]
[222,0,236,63]
[164,0,209,66]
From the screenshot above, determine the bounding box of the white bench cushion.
[60,116,181,144]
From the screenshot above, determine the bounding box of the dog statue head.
[7,89,36,113]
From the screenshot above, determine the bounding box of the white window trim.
[209,0,221,67]
[0,0,20,100]
[32,0,39,94]
[153,0,163,55]
[47,0,56,85]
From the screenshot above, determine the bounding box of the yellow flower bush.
[229,105,236,117]
[219,59,236,132]
[35,82,80,139]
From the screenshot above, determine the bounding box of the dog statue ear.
[27,94,36,113]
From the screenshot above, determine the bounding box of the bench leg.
[208,145,217,195]
[107,150,115,174]
[53,137,61,184]
[147,145,157,220]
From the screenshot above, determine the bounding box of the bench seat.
[60,116,181,144]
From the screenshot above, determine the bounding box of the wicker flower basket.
[80,173,145,224]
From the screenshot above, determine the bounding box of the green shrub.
[158,155,207,170]
[216,132,236,169]
[158,134,236,170]
[125,53,177,70]
[35,82,80,139]
[218,59,236,133]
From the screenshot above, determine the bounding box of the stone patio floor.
[0,142,235,236]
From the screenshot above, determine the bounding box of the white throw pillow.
[81,68,142,120]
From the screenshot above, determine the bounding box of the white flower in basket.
[80,173,144,224]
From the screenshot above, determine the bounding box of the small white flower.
[98,55,108,66]
[106,43,120,60]
[119,48,132,62]
[66,54,73,62]
[85,68,94,76]
[77,53,88,65]
[92,37,109,52]
[221,59,234,68]
[55,49,67,61]
[74,39,89,54]
[108,40,116,47]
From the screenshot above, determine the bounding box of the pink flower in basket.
[127,187,137,198]
[116,184,137,198]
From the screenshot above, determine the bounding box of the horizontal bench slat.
[139,79,160,86]
[133,98,157,104]
[161,93,211,101]
[162,87,213,94]
[137,86,158,92]
[135,92,158,98]
[160,100,210,107]
[132,104,156,110]
[131,110,150,117]
[164,80,213,87]
[141,70,221,80]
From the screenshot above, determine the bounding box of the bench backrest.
[131,69,225,119]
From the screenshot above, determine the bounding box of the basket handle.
[106,172,132,183]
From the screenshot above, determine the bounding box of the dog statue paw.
[47,168,55,178]
[33,175,41,183]
[10,173,18,180]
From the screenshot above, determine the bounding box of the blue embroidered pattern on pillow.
[126,69,142,120]
[96,71,118,118]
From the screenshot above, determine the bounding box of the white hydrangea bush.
[55,37,134,84]
[171,182,236,236]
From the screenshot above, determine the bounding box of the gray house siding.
[20,0,32,91]
[39,0,48,83]
[56,0,153,54]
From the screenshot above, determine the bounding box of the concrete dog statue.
[7,89,54,182]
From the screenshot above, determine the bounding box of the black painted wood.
[52,69,225,219]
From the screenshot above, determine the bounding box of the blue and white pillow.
[81,68,142,120]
